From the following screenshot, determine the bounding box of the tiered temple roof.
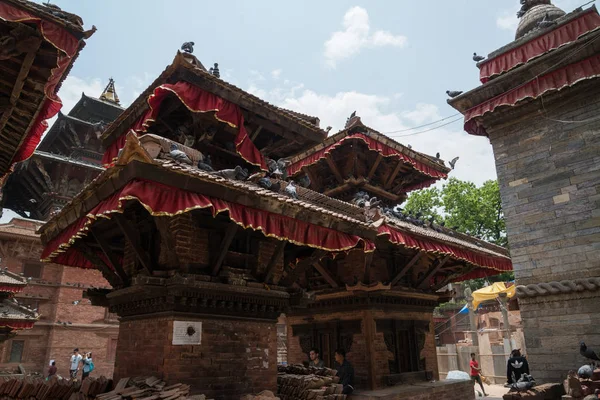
[2,83,123,220]
[0,0,94,178]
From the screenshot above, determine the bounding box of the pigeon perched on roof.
[538,13,557,29]
[298,175,311,188]
[213,165,248,181]
[197,155,213,172]
[435,152,440,159]
[446,90,463,98]
[257,176,272,190]
[285,181,298,199]
[473,53,485,62]
[168,143,192,165]
[181,42,194,54]
[580,342,600,364]
[578,364,593,379]
[449,157,459,169]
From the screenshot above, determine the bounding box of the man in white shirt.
[69,348,82,380]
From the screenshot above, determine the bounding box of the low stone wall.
[349,379,474,400]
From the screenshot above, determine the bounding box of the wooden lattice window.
[22,262,42,279]
[9,340,24,363]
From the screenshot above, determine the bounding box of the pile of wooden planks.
[276,365,345,400]
[0,375,208,400]
[0,375,111,399]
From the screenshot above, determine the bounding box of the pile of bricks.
[276,365,345,400]
[561,368,600,400]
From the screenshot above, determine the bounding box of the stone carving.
[516,278,600,298]
[0,26,40,60]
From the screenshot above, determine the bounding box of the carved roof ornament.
[516,0,565,39]
[99,78,120,105]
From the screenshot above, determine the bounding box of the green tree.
[403,178,512,290]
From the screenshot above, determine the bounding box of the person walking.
[69,348,82,380]
[309,348,325,368]
[47,361,57,380]
[82,352,94,380]
[470,352,488,397]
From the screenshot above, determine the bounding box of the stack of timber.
[0,376,208,400]
[276,365,345,400]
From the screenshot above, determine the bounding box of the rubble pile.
[276,365,345,400]
[563,368,600,400]
[0,376,209,400]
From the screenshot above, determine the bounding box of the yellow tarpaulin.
[472,282,515,309]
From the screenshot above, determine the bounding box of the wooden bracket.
[282,249,327,286]
[264,240,286,284]
[113,214,154,275]
[417,255,451,289]
[74,241,123,288]
[391,251,423,286]
[385,161,404,189]
[153,217,181,269]
[90,227,129,285]
[211,223,238,276]
[325,157,344,183]
[313,261,339,288]
[367,154,383,180]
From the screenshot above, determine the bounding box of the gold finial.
[99,78,120,105]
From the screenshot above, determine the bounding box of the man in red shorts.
[470,352,488,396]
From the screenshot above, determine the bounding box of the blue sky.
[0,0,583,222]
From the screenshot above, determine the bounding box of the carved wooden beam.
[391,251,423,286]
[384,161,405,189]
[250,125,263,141]
[153,217,180,269]
[89,227,129,285]
[363,252,374,284]
[113,214,153,275]
[417,255,452,290]
[74,241,123,288]
[325,157,344,183]
[305,168,320,192]
[211,223,238,276]
[367,154,383,180]
[313,261,339,288]
[281,249,327,286]
[264,240,286,284]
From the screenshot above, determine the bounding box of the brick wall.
[487,80,600,382]
[0,223,119,378]
[115,315,277,400]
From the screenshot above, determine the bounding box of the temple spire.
[99,78,120,105]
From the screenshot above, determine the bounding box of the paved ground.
[476,384,510,399]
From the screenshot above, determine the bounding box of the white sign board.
[172,321,202,345]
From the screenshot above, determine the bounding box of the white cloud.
[496,14,518,31]
[324,6,407,68]
[57,76,104,114]
[271,69,282,79]
[243,72,496,186]
[401,103,441,125]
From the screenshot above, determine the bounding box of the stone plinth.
[107,276,289,400]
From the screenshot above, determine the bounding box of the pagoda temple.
[38,51,512,399]
[0,267,38,343]
[448,1,600,383]
[0,0,95,180]
[2,79,123,220]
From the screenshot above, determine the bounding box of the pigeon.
[580,342,600,364]
[298,175,311,188]
[473,53,485,62]
[538,13,556,29]
[325,126,332,133]
[435,152,440,159]
[213,165,248,181]
[449,156,459,169]
[350,111,356,118]
[407,144,412,149]
[72,300,80,305]
[181,42,194,54]
[197,155,213,171]
[257,176,272,190]
[212,63,220,78]
[285,181,298,199]
[446,90,463,98]
[168,143,192,165]
[578,364,593,379]
[267,158,290,180]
